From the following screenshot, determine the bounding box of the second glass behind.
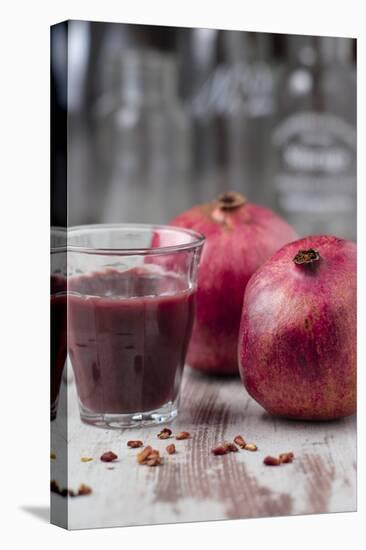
[68,224,204,428]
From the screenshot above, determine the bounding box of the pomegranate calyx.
[217,191,246,210]
[293,249,320,266]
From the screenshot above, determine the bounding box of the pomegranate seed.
[263,456,281,466]
[175,431,191,440]
[100,451,118,462]
[166,444,176,455]
[127,440,143,448]
[223,442,238,452]
[158,428,172,439]
[211,445,228,456]
[279,452,294,464]
[234,435,246,448]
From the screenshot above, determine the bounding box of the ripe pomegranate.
[170,192,298,374]
[238,235,356,420]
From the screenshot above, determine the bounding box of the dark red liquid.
[68,268,195,415]
[51,275,67,420]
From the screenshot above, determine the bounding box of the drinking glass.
[67,224,204,428]
[51,227,67,421]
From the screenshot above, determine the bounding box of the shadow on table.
[260,411,356,429]
[185,365,241,383]
[20,505,49,523]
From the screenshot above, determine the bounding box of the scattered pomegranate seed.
[157,428,172,439]
[137,446,162,466]
[51,480,92,497]
[100,451,118,462]
[166,443,176,455]
[175,431,191,440]
[78,483,92,496]
[51,480,60,494]
[137,446,153,464]
[211,445,228,456]
[147,449,160,459]
[244,443,258,452]
[223,442,238,453]
[234,435,246,448]
[127,440,143,448]
[263,456,281,466]
[146,456,162,467]
[279,452,295,464]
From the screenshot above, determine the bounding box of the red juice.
[68,268,195,415]
[51,274,67,420]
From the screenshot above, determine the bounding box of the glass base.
[79,399,179,429]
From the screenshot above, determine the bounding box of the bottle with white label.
[272,35,356,240]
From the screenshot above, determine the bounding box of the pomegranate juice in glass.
[68,224,204,428]
[51,228,67,421]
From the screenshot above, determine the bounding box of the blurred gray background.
[51,22,356,240]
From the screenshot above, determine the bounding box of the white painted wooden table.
[51,364,356,530]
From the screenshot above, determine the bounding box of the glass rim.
[67,223,205,256]
[50,226,67,254]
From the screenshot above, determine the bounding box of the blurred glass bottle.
[183,30,276,205]
[271,35,356,239]
[95,50,191,223]
[177,28,220,201]
[222,31,276,205]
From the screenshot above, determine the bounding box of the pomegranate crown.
[216,192,247,210]
[293,249,320,265]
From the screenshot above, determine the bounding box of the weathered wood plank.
[51,363,356,530]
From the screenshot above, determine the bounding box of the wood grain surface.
[51,364,356,530]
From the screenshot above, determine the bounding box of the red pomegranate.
[238,235,356,420]
[170,192,298,374]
